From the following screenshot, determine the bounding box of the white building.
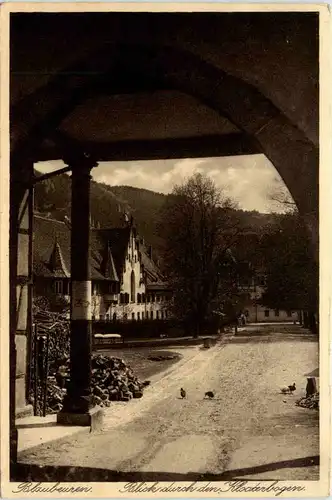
[33,215,170,321]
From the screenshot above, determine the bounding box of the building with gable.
[33,214,170,321]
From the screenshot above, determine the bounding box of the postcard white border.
[0,3,331,498]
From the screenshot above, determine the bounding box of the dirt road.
[18,331,319,480]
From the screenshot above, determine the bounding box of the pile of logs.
[45,354,147,413]
[296,392,319,410]
[32,300,147,414]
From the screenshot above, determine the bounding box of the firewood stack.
[32,300,146,414]
[295,392,319,410]
[45,354,145,413]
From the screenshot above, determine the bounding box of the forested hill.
[34,170,279,259]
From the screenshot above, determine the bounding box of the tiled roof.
[94,227,131,278]
[140,245,166,286]
[32,216,165,286]
[49,241,70,277]
[33,216,117,281]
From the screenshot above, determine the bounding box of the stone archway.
[11,43,318,233]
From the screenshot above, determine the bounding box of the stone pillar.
[57,153,103,429]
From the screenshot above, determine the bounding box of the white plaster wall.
[90,231,169,321]
[120,233,145,299]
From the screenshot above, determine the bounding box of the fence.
[28,323,51,417]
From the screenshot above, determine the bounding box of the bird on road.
[280,387,290,394]
[204,391,215,399]
[280,383,296,395]
[288,383,296,394]
[180,388,186,399]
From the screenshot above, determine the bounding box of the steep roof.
[94,227,131,278]
[140,244,167,289]
[32,216,166,286]
[33,215,117,281]
[49,241,70,277]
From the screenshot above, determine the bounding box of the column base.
[16,404,33,419]
[57,406,104,432]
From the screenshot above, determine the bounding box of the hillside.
[34,170,279,260]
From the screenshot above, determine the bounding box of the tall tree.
[259,212,318,332]
[160,173,241,336]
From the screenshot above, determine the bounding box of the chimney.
[148,245,152,260]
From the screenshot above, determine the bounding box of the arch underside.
[11,43,318,217]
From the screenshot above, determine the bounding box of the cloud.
[35,154,292,213]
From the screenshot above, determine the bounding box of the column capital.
[63,150,98,173]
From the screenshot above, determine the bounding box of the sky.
[35,154,293,214]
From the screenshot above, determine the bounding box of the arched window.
[137,312,140,321]
[113,312,117,321]
[137,293,141,304]
[150,310,154,320]
[131,270,136,302]
[132,312,135,320]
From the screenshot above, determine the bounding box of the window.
[92,314,95,321]
[137,312,140,321]
[54,280,63,294]
[130,271,136,302]
[275,309,280,317]
[150,311,154,320]
[137,293,141,304]
[134,255,137,263]
[99,314,104,321]
[287,311,292,317]
[141,312,144,320]
[264,310,270,318]
[113,312,117,321]
[106,314,110,321]
[161,311,164,319]
[165,310,168,318]
[156,310,159,319]
[132,312,135,320]
[123,313,128,321]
